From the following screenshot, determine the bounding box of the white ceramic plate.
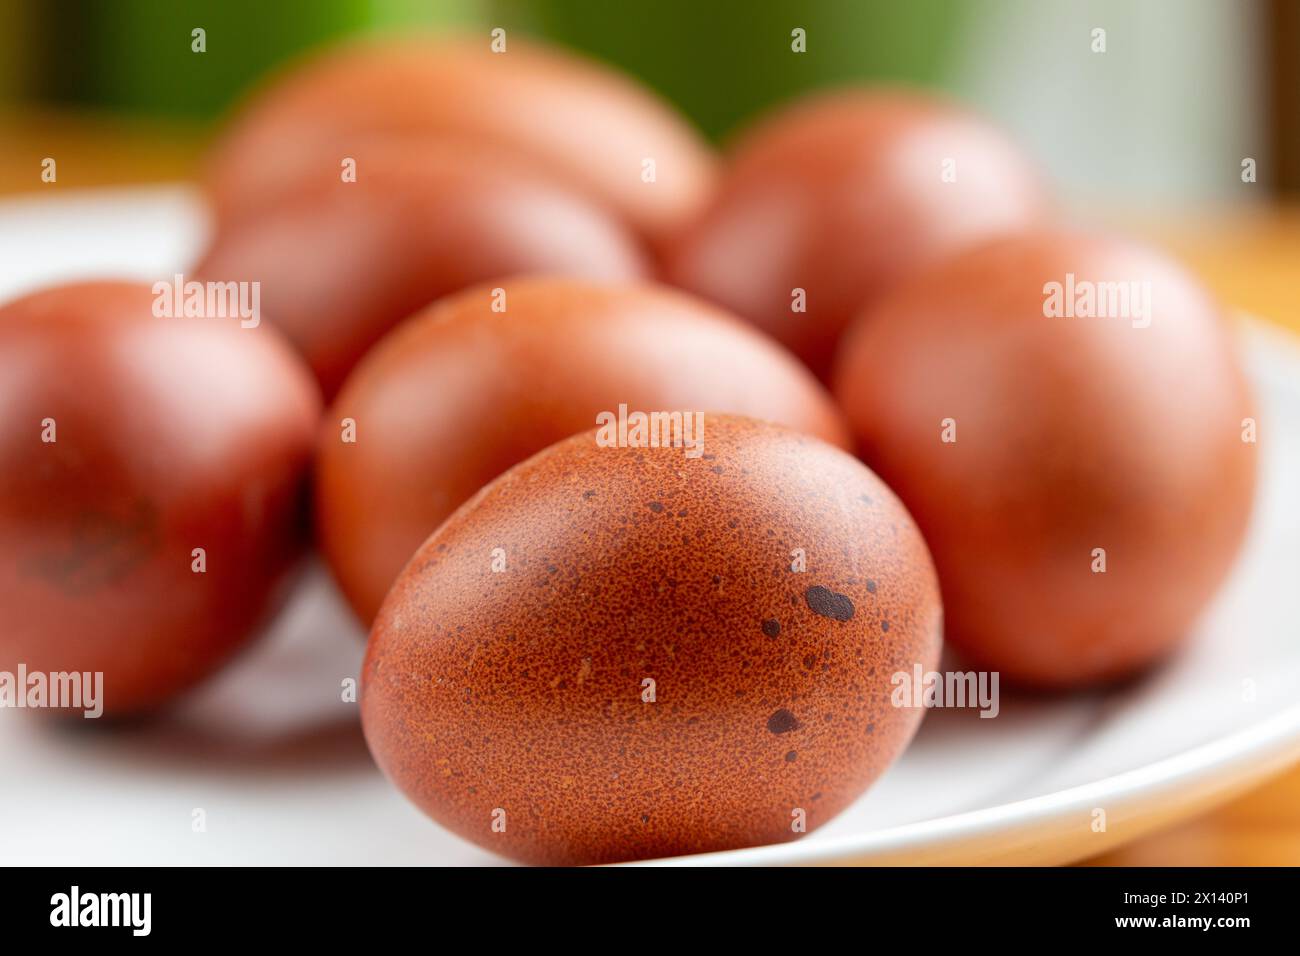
[1,187,1298,866]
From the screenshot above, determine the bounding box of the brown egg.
[666,89,1048,380]
[361,414,941,865]
[204,36,716,250]
[195,141,648,399]
[318,278,851,625]
[834,231,1257,688]
[0,282,320,716]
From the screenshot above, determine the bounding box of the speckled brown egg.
[834,231,1257,688]
[0,282,320,716]
[665,89,1048,380]
[195,140,648,398]
[361,414,941,865]
[317,278,851,626]
[204,35,716,252]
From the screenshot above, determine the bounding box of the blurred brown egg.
[361,414,941,865]
[0,282,320,716]
[204,35,716,251]
[666,89,1048,380]
[317,278,851,624]
[195,140,648,399]
[834,231,1257,688]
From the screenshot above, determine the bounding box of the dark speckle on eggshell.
[767,708,801,734]
[805,585,855,621]
[361,414,942,866]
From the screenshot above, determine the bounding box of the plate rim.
[640,702,1300,866]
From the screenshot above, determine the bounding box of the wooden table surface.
[2,111,1297,866]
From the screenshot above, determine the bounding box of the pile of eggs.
[0,35,1256,865]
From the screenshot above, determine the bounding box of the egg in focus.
[361,414,942,865]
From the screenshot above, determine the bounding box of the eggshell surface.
[361,414,942,865]
[834,232,1257,688]
[0,282,320,715]
[205,36,717,249]
[666,90,1048,380]
[317,278,851,624]
[196,141,648,398]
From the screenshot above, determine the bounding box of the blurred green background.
[0,0,1293,205]
[11,1,478,116]
[3,0,966,138]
